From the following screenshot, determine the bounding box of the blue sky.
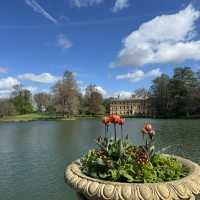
[0,0,200,98]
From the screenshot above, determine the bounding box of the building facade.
[109,97,152,117]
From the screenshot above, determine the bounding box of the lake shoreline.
[0,113,103,123]
[0,113,200,123]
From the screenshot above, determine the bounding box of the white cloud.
[18,73,58,83]
[116,70,144,82]
[112,91,133,99]
[70,0,104,7]
[80,85,107,97]
[25,0,58,24]
[0,67,8,73]
[113,5,200,67]
[146,68,162,77]
[112,0,129,12]
[71,0,129,11]
[0,77,19,90]
[95,86,107,96]
[0,91,11,99]
[116,68,161,82]
[24,86,38,94]
[0,86,37,99]
[0,77,20,99]
[56,34,72,49]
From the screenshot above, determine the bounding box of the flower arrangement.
[81,115,188,183]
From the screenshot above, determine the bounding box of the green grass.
[0,113,103,123]
[0,113,59,123]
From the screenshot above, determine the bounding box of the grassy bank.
[0,113,103,123]
[1,113,199,123]
[0,113,58,123]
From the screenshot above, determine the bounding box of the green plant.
[81,116,188,183]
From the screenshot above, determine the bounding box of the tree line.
[0,71,106,118]
[150,67,200,118]
[0,67,200,118]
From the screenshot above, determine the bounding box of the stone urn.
[65,155,200,200]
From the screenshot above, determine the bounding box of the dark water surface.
[0,119,200,200]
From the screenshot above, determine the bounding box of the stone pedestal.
[65,155,200,200]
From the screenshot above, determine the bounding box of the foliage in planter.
[81,115,188,183]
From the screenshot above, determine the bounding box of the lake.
[0,119,200,200]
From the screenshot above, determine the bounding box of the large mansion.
[109,96,153,117]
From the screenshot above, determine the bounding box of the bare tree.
[52,71,80,117]
[34,92,51,112]
[134,88,149,98]
[0,99,16,117]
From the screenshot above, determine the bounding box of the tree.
[194,70,200,114]
[77,93,85,115]
[52,71,80,117]
[34,92,51,112]
[150,74,170,117]
[150,67,200,117]
[103,98,111,115]
[134,88,149,98]
[169,67,198,116]
[0,99,16,117]
[84,85,105,115]
[12,85,33,114]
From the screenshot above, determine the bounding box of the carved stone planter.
[65,155,200,200]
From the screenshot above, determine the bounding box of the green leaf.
[119,169,134,182]
[108,169,118,181]
[94,158,105,166]
[99,172,109,179]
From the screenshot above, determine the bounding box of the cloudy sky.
[1,0,200,98]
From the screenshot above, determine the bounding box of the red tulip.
[118,118,125,125]
[109,115,121,124]
[142,123,155,136]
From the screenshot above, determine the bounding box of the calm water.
[0,119,200,200]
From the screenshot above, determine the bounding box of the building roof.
[110,96,149,102]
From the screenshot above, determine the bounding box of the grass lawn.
[0,113,102,123]
[0,113,58,123]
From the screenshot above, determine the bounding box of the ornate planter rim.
[65,154,200,200]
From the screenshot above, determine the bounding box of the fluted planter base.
[65,155,200,200]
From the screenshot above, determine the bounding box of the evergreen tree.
[84,85,105,115]
[150,74,170,117]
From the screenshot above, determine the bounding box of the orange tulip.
[109,115,121,123]
[102,116,110,125]
[142,123,155,135]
